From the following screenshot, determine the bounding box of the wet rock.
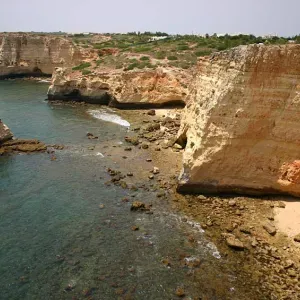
[263,223,277,236]
[175,287,185,297]
[162,258,171,267]
[293,234,300,242]
[130,201,150,212]
[125,136,139,146]
[87,132,98,139]
[226,235,245,250]
[152,167,160,174]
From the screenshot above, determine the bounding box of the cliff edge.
[177,44,300,197]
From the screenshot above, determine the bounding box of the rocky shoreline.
[83,107,300,299]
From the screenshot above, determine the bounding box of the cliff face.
[0,120,13,144]
[0,33,85,78]
[48,67,190,107]
[177,44,300,197]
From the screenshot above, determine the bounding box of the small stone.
[147,109,156,116]
[127,172,133,177]
[153,167,160,174]
[173,143,183,150]
[175,287,185,297]
[267,214,275,221]
[155,147,161,151]
[157,191,165,198]
[124,147,132,151]
[251,237,258,247]
[131,226,139,231]
[228,200,236,206]
[226,236,245,250]
[148,174,154,179]
[146,158,152,162]
[141,143,149,149]
[284,259,294,269]
[277,201,286,208]
[293,234,300,242]
[287,269,297,277]
[263,223,277,236]
[162,258,171,267]
[99,204,105,209]
[240,226,251,234]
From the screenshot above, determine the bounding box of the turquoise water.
[0,81,257,300]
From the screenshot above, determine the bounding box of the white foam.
[88,109,130,127]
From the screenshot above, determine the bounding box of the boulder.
[177,44,300,197]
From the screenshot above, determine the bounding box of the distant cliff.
[177,44,300,197]
[0,33,86,78]
[47,67,190,108]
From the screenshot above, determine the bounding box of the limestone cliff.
[0,33,86,78]
[177,44,300,197]
[47,67,189,107]
[0,120,13,143]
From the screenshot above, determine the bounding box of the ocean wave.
[88,109,130,127]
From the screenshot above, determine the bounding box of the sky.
[1,0,300,36]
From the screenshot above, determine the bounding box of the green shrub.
[177,45,189,51]
[155,51,166,59]
[195,50,212,57]
[82,69,92,75]
[133,46,152,53]
[115,63,123,69]
[125,62,139,71]
[96,60,102,66]
[167,55,178,60]
[72,62,91,71]
[140,56,150,61]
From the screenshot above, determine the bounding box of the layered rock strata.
[0,120,46,155]
[47,67,189,107]
[177,44,300,197]
[0,33,87,78]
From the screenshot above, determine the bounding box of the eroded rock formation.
[0,120,46,155]
[0,33,89,78]
[0,120,13,143]
[47,67,190,107]
[177,44,300,197]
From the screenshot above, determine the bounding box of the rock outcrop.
[47,67,189,107]
[0,120,13,143]
[0,33,88,78]
[0,120,46,155]
[177,44,300,197]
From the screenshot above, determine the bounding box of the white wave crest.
[88,109,130,127]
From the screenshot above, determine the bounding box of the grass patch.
[140,56,150,61]
[155,51,166,59]
[81,69,92,75]
[167,55,178,60]
[72,62,91,71]
[195,50,213,57]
